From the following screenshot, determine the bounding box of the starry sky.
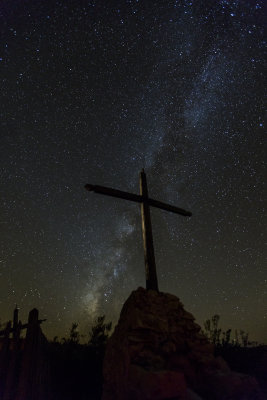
[0,0,266,342]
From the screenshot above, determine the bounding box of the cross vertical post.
[139,169,159,291]
[84,170,191,292]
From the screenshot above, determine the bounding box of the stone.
[186,389,203,400]
[102,287,264,400]
[213,356,231,372]
[197,368,264,400]
[127,365,186,400]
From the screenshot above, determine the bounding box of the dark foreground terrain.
[47,342,267,399]
[0,309,266,399]
[216,345,267,398]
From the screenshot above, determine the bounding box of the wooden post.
[4,321,22,400]
[17,309,49,400]
[12,306,19,340]
[140,169,159,291]
[0,321,11,398]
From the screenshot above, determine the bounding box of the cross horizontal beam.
[84,184,192,217]
[85,184,142,203]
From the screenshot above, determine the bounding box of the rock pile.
[102,287,263,400]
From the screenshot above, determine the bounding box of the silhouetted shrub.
[203,314,252,348]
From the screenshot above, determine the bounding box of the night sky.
[0,0,266,343]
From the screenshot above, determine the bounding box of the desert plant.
[203,315,250,348]
[203,314,222,345]
[88,315,112,348]
[69,322,80,344]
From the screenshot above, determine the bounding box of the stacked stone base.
[102,288,263,400]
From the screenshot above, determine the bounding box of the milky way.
[0,0,266,342]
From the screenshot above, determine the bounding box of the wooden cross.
[0,307,46,338]
[85,169,191,292]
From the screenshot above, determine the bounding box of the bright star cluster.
[0,0,266,342]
